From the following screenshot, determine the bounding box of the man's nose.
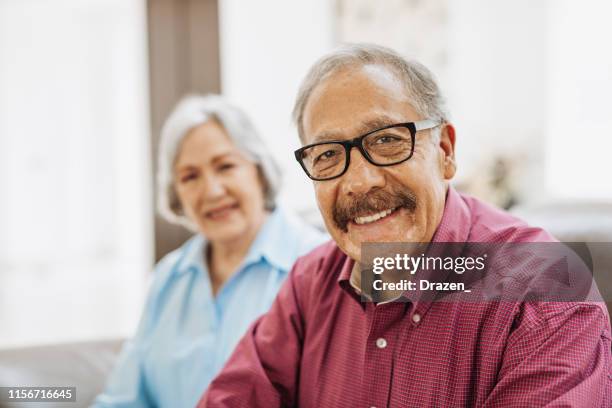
[340,147,386,196]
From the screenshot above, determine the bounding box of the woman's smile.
[204,203,240,221]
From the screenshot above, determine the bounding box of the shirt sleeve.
[91,258,173,408]
[483,302,612,407]
[91,336,154,408]
[198,259,308,408]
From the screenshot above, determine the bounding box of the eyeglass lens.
[300,125,413,179]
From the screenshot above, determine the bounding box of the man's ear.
[438,123,457,180]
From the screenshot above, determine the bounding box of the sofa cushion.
[0,339,123,408]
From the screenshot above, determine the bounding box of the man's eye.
[374,135,400,144]
[316,150,337,162]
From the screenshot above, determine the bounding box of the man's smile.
[332,185,418,233]
[352,206,399,225]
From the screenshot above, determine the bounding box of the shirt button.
[375,338,387,349]
[412,313,421,323]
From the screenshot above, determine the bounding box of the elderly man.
[199,44,611,407]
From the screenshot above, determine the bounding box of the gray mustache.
[333,188,418,232]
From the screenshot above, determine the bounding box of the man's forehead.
[312,64,406,105]
[307,114,406,143]
[301,64,418,144]
[360,63,403,88]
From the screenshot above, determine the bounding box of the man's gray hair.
[157,94,281,230]
[292,43,449,142]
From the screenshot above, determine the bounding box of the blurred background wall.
[1,0,610,348]
[0,0,152,347]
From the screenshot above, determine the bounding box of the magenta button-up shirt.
[200,188,612,407]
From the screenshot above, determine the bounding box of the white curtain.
[219,0,334,218]
[545,0,612,200]
[0,0,152,347]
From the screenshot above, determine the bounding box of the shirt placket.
[360,301,408,408]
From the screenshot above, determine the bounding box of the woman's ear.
[170,188,184,215]
[256,165,273,211]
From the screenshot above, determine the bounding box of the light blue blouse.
[93,207,327,408]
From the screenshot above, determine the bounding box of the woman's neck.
[207,211,269,296]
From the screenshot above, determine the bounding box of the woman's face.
[174,120,267,244]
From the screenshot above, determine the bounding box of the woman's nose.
[201,174,225,200]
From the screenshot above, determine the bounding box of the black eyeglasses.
[294,119,441,181]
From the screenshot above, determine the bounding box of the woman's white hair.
[157,94,281,230]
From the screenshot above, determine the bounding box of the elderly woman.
[94,95,326,407]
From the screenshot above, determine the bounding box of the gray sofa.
[0,339,123,408]
[511,201,612,313]
[1,201,610,408]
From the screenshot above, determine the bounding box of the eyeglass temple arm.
[415,119,442,131]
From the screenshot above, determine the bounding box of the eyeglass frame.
[294,119,441,181]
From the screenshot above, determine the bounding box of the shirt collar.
[431,186,473,243]
[241,206,297,272]
[174,234,207,276]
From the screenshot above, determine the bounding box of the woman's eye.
[180,173,197,183]
[218,163,236,172]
